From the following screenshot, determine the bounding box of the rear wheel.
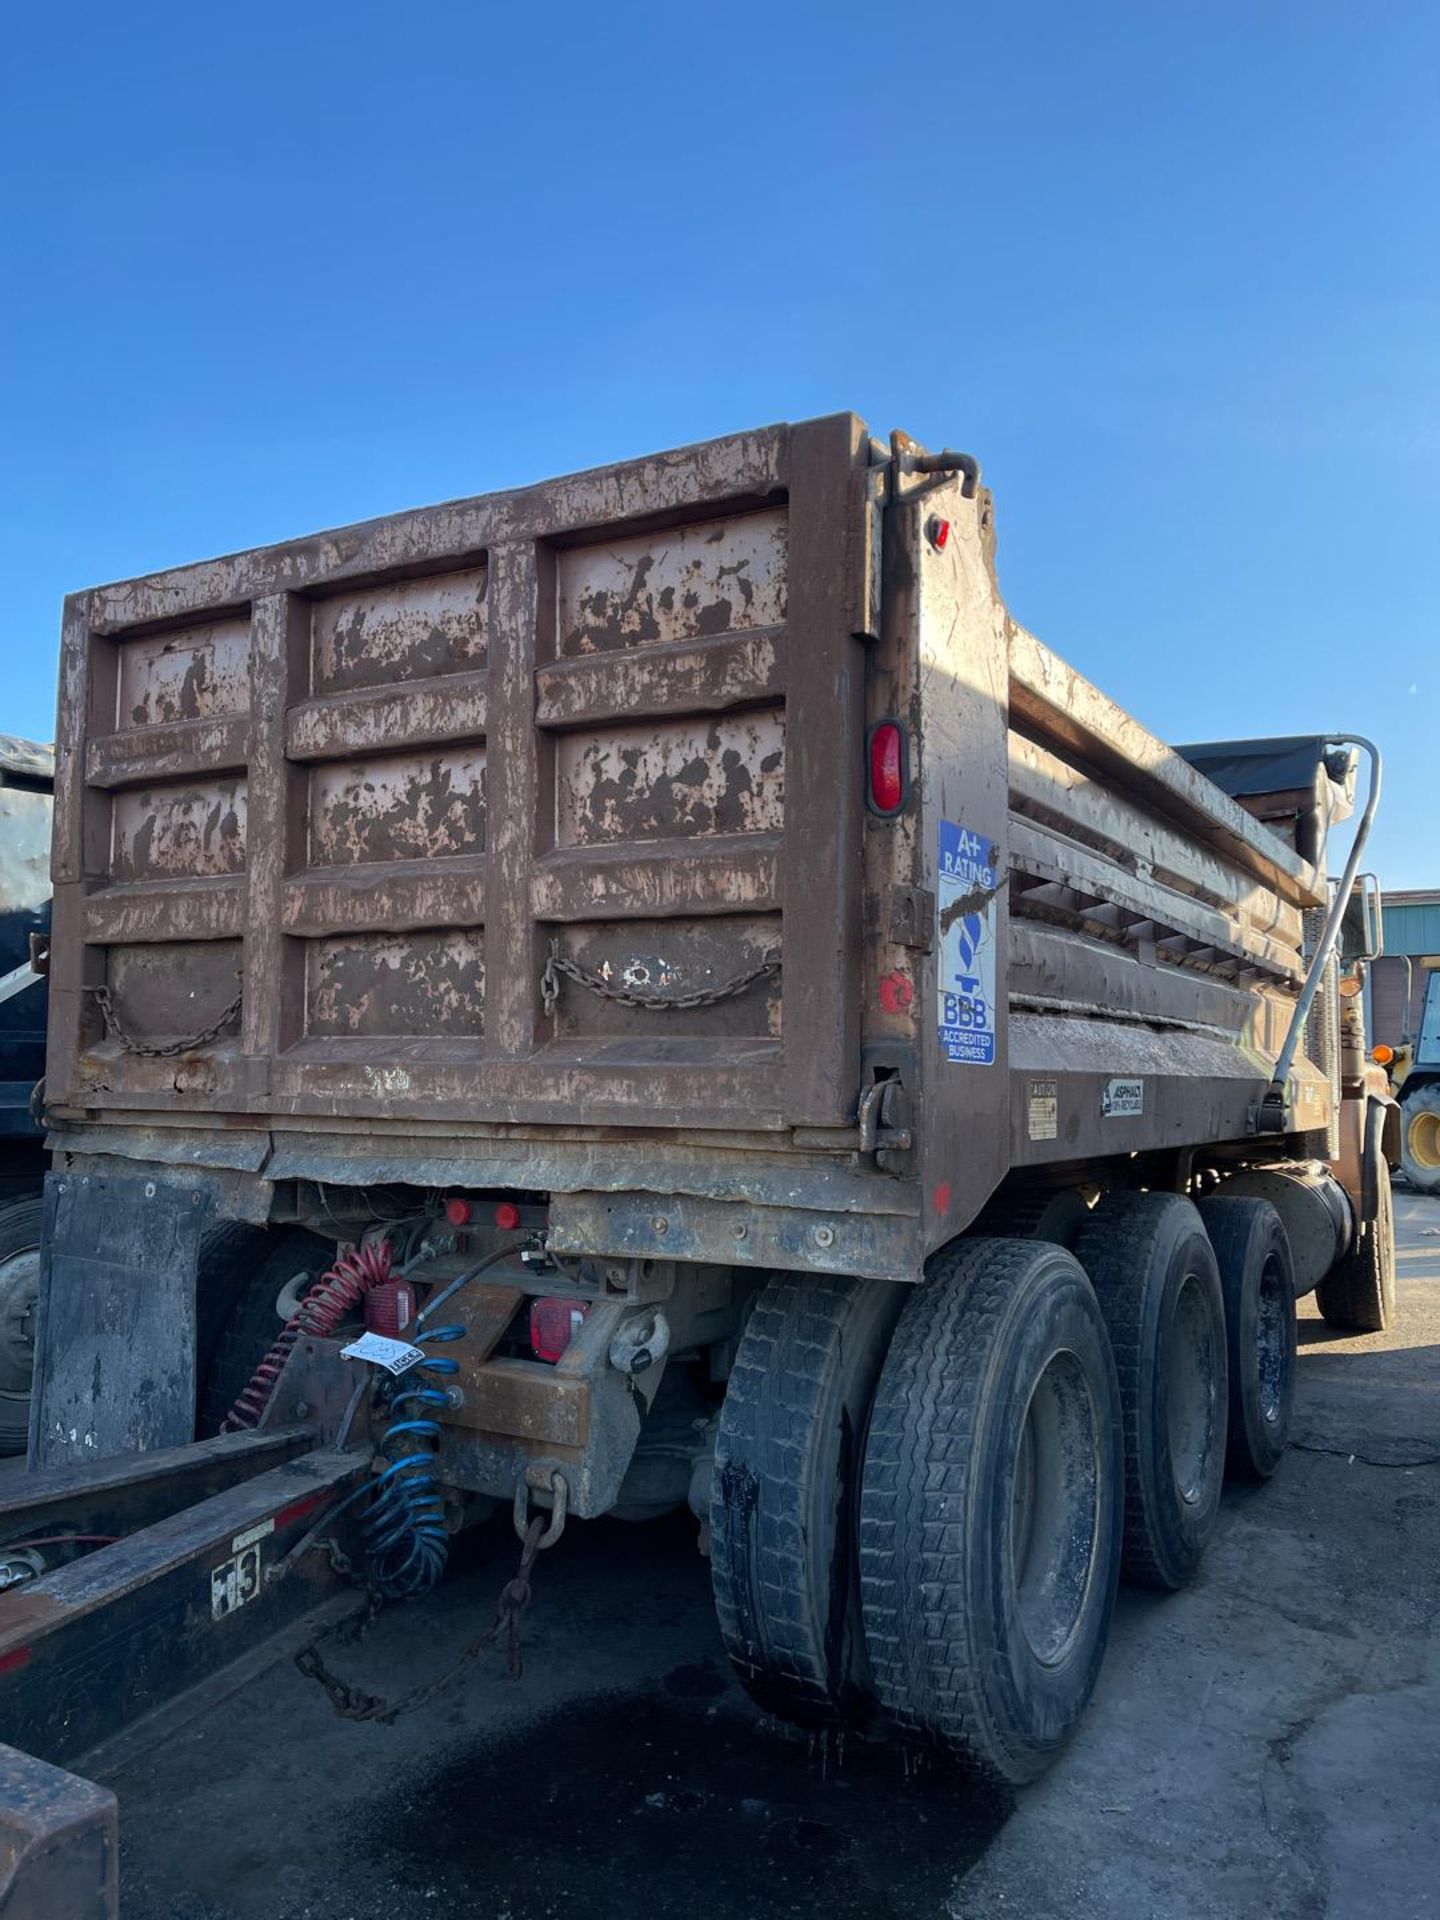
[197,1229,336,1434]
[858,1238,1122,1785]
[1316,1155,1396,1334]
[1197,1196,1296,1481]
[0,1196,43,1455]
[1076,1192,1227,1590]
[1399,1082,1440,1196]
[710,1271,903,1727]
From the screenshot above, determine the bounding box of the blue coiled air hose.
[363,1323,466,1600]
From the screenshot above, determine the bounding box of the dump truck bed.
[45,414,1336,1281]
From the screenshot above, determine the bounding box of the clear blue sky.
[2,2,1435,882]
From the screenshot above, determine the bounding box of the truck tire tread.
[1316,1160,1395,1333]
[1075,1193,1227,1589]
[1399,1082,1440,1197]
[859,1237,1122,1784]
[1196,1194,1296,1480]
[711,1272,901,1727]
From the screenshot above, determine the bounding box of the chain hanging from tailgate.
[540,940,780,1016]
[88,976,243,1057]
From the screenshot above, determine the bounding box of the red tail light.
[530,1297,589,1364]
[867,722,909,816]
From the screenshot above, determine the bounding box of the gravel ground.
[112,1191,1440,1920]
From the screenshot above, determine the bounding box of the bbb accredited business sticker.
[937,821,998,1066]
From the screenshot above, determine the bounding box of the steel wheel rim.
[1009,1348,1102,1668]
[1167,1273,1219,1504]
[1409,1110,1440,1171]
[0,1245,39,1397]
[1254,1252,1290,1426]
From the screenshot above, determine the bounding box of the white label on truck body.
[1028,1080,1059,1140]
[937,821,998,1067]
[211,1542,263,1620]
[1102,1077,1144,1118]
[341,1331,427,1376]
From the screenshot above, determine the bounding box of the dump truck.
[0,416,1396,1915]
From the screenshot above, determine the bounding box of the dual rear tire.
[712,1188,1298,1782]
[713,1238,1125,1783]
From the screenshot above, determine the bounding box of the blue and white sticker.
[937,821,998,1066]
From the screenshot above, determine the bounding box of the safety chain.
[88,977,243,1057]
[540,940,780,1017]
[291,1466,568,1728]
[294,1508,555,1723]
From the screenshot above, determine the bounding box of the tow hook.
[608,1307,671,1377]
[513,1468,569,1550]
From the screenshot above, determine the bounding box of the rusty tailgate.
[48,417,875,1134]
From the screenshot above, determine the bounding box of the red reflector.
[869,723,906,815]
[530,1297,589,1364]
[365,1279,416,1337]
[444,1198,472,1227]
[0,1646,31,1676]
[494,1202,521,1231]
[927,515,951,550]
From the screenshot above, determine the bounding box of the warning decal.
[937,821,998,1066]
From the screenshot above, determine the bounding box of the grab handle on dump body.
[1259,734,1382,1131]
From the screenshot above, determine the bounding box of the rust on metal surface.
[442,1355,590,1447]
[308,749,487,866]
[110,779,247,881]
[555,711,785,846]
[115,616,251,731]
[556,509,786,655]
[310,566,488,694]
[306,930,485,1040]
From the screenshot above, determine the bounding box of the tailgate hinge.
[857,1078,914,1172]
[888,886,935,951]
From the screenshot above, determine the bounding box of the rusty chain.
[89,977,243,1057]
[540,940,780,1017]
[294,1511,551,1723]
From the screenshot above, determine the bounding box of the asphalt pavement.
[114,1192,1440,1920]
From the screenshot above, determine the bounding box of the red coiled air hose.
[221,1239,393,1432]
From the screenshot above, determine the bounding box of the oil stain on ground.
[367,1687,1011,1920]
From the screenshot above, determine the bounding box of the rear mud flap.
[30,1168,209,1467]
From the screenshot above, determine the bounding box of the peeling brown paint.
[556,711,785,846]
[309,749,486,867]
[111,779,247,881]
[311,566,487,695]
[116,618,251,730]
[307,929,485,1037]
[556,510,786,656]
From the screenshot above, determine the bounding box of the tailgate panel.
[50,416,870,1131]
